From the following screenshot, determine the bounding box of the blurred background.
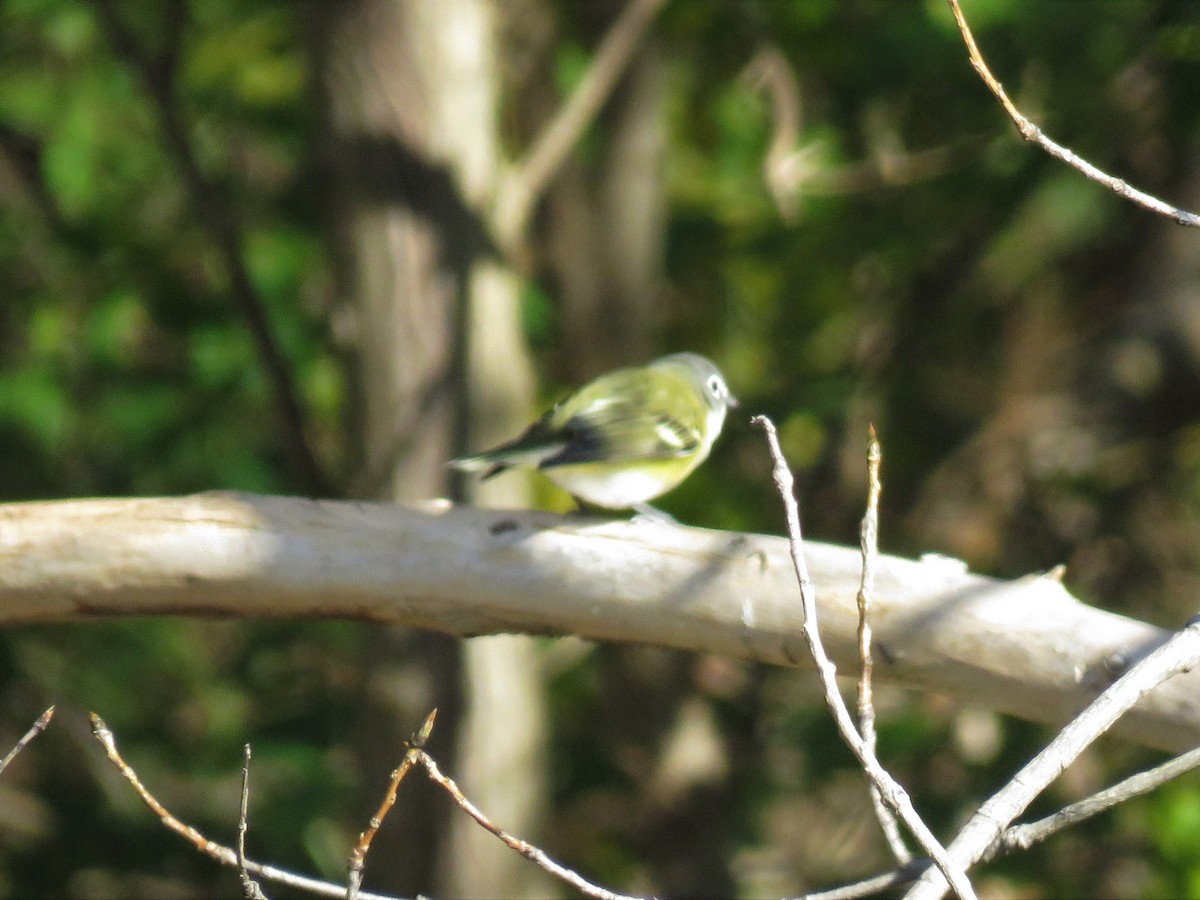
[2,0,1200,896]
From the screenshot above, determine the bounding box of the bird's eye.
[707,375,723,397]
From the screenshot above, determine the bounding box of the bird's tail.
[446,454,492,472]
[447,454,509,480]
[450,427,565,479]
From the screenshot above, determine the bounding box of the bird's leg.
[631,503,677,524]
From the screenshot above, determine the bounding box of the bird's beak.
[727,392,740,409]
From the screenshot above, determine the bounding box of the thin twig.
[351,708,637,900]
[88,714,400,900]
[0,706,54,777]
[856,427,909,863]
[803,860,929,900]
[947,0,1200,227]
[416,750,642,900]
[238,744,268,900]
[906,616,1200,899]
[89,0,330,493]
[807,141,976,195]
[492,0,668,253]
[347,709,437,900]
[751,416,975,900]
[90,712,217,856]
[808,742,1200,898]
[742,45,978,210]
[989,743,1200,858]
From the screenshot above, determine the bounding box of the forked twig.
[89,714,398,900]
[350,707,639,900]
[751,416,975,900]
[347,709,437,900]
[947,0,1200,227]
[808,742,1200,899]
[907,616,1200,899]
[94,707,625,900]
[989,743,1200,858]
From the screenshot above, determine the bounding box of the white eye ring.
[706,375,723,397]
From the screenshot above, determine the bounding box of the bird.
[450,353,737,516]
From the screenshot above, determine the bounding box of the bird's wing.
[538,374,706,468]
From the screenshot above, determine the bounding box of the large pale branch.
[1,493,1196,753]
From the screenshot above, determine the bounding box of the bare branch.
[804,862,928,900]
[0,706,54,777]
[856,427,909,863]
[740,45,805,221]
[348,710,437,900]
[808,139,981,196]
[742,46,979,210]
[493,0,668,253]
[238,744,268,900]
[752,415,974,900]
[89,714,400,900]
[93,701,634,899]
[417,749,641,900]
[990,744,1200,858]
[947,0,1200,227]
[907,616,1200,899]
[808,738,1200,898]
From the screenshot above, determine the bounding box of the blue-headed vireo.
[450,353,737,514]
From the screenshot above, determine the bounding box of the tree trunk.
[314,0,544,894]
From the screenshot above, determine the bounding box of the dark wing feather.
[538,376,704,469]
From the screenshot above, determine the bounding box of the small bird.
[450,353,737,515]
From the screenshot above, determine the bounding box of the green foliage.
[1148,781,1200,897]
